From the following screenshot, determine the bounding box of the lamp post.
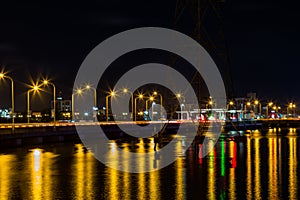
[85,85,97,109]
[85,85,97,121]
[227,101,234,110]
[27,85,40,123]
[226,101,234,121]
[176,93,186,120]
[244,101,251,112]
[105,91,116,122]
[293,104,296,116]
[153,91,163,120]
[42,80,56,124]
[288,103,296,117]
[254,100,261,116]
[0,73,14,130]
[146,96,154,120]
[266,102,273,118]
[71,89,83,122]
[122,88,134,120]
[134,94,143,121]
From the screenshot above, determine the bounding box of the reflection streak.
[0,155,16,200]
[289,137,297,199]
[246,138,252,200]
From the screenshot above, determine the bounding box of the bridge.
[1,119,300,148]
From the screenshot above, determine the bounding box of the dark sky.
[0,0,299,111]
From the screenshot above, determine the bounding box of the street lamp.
[206,100,213,109]
[85,85,97,109]
[85,84,97,121]
[176,93,186,120]
[0,72,14,129]
[105,91,116,122]
[153,91,163,120]
[227,101,234,110]
[254,100,261,115]
[288,103,296,117]
[27,84,40,123]
[134,94,143,121]
[244,101,251,112]
[42,80,56,124]
[71,88,83,122]
[145,96,154,120]
[265,102,273,118]
[122,88,134,119]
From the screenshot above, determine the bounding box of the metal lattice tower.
[174,0,234,101]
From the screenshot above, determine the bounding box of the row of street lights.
[226,99,297,117]
[104,89,164,122]
[0,71,57,125]
[26,80,56,124]
[70,86,166,122]
[2,71,298,124]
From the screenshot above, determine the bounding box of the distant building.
[51,93,72,120]
[51,95,71,112]
[246,92,257,101]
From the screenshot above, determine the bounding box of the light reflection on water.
[0,129,299,199]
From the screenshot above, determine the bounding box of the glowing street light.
[122,88,134,119]
[145,96,154,119]
[153,91,163,119]
[85,84,97,108]
[27,84,40,123]
[85,84,97,121]
[105,91,116,122]
[288,103,296,116]
[0,72,15,130]
[71,88,83,122]
[42,79,56,124]
[266,102,273,118]
[254,100,261,115]
[176,93,186,120]
[226,101,234,110]
[134,94,144,121]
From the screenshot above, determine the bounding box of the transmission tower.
[174,0,234,101]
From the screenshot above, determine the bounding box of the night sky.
[0,0,299,111]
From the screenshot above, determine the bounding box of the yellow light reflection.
[73,144,95,200]
[268,138,278,198]
[228,141,236,199]
[122,144,131,200]
[137,138,146,200]
[0,154,16,200]
[288,137,297,199]
[175,141,185,200]
[107,167,119,200]
[149,138,161,200]
[31,149,42,200]
[149,166,161,200]
[246,137,252,199]
[254,138,261,200]
[207,140,216,199]
[29,148,56,200]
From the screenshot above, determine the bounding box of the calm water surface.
[0,130,300,199]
